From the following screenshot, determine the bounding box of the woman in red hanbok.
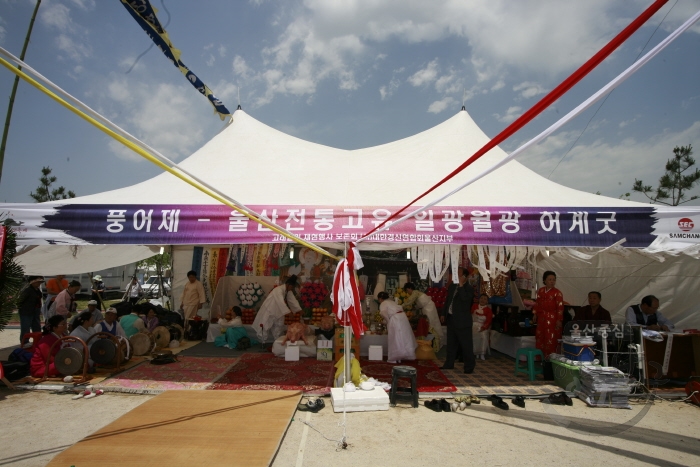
[532,271,564,357]
[29,315,68,378]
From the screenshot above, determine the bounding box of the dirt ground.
[2,328,700,467]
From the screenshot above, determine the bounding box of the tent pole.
[343,242,351,386]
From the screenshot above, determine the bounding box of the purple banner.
[27,204,657,247]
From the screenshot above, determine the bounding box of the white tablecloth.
[489,331,536,360]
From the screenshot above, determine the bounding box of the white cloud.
[67,0,96,11]
[40,3,73,32]
[56,33,92,61]
[218,45,227,57]
[105,80,206,162]
[379,77,400,100]
[408,59,439,87]
[513,81,547,99]
[0,24,5,43]
[491,80,505,92]
[494,106,522,123]
[232,55,253,78]
[206,54,216,66]
[428,97,456,114]
[519,121,700,199]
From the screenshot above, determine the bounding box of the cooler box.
[330,386,390,412]
[562,342,596,362]
[552,360,583,392]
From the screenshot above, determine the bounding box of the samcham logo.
[678,218,694,232]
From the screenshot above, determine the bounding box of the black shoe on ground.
[439,398,452,412]
[547,393,567,406]
[464,368,474,374]
[424,399,442,412]
[513,396,525,408]
[559,392,573,406]
[490,395,509,410]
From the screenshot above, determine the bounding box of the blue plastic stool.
[514,347,544,381]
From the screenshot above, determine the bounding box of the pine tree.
[632,145,700,206]
[29,166,76,202]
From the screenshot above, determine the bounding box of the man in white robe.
[403,283,444,344]
[252,276,301,342]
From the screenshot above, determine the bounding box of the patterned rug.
[209,353,334,395]
[360,359,456,393]
[438,352,561,396]
[96,356,239,394]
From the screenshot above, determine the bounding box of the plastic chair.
[21,332,43,353]
[514,347,544,381]
[389,365,419,408]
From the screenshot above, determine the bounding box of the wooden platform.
[47,390,301,467]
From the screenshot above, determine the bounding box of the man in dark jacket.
[440,267,476,374]
[17,276,44,343]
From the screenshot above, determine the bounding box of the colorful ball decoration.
[237,282,264,307]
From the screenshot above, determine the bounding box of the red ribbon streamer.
[363,0,668,239]
[332,242,364,338]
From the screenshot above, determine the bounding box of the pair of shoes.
[297,398,325,413]
[454,396,471,407]
[513,396,526,408]
[488,395,509,410]
[469,395,480,404]
[424,399,442,412]
[547,392,573,406]
[439,365,454,370]
[439,398,451,412]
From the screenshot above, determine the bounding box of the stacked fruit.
[240,308,256,325]
[426,286,448,310]
[311,307,329,325]
[284,311,302,325]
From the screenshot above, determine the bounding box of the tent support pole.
[343,242,351,386]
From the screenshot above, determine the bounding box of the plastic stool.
[389,365,419,408]
[514,347,544,381]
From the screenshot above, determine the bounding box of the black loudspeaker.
[509,270,517,281]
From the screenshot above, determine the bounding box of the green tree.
[137,251,172,301]
[0,223,25,332]
[29,166,76,202]
[632,145,700,206]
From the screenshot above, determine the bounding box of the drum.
[152,326,171,349]
[130,332,156,356]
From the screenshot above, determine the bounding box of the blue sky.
[0,0,699,205]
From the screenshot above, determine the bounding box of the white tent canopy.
[3,108,699,328]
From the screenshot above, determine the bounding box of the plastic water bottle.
[524,318,531,327]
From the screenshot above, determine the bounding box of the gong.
[91,338,117,365]
[153,326,171,349]
[55,347,83,376]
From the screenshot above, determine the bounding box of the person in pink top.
[471,294,493,360]
[49,280,81,319]
[30,315,68,378]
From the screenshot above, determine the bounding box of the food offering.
[236,282,265,307]
[311,307,330,325]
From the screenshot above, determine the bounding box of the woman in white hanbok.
[69,311,98,368]
[378,292,416,363]
[402,283,444,344]
[471,294,493,360]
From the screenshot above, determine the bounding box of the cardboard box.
[368,345,383,361]
[285,345,300,361]
[317,339,333,361]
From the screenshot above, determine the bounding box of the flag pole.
[0,0,41,184]
[343,242,351,386]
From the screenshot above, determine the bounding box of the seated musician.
[94,307,127,339]
[120,304,146,338]
[29,315,68,378]
[573,291,612,323]
[143,308,159,333]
